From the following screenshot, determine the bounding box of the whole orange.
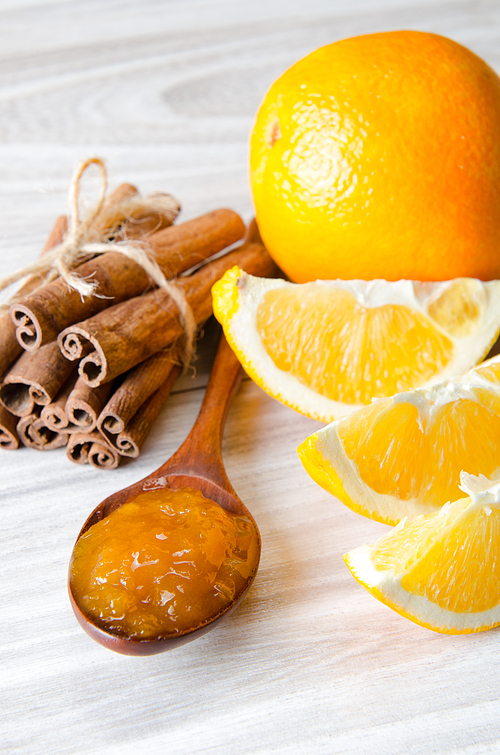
[249,31,500,282]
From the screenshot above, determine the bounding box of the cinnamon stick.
[58,241,277,387]
[0,317,25,382]
[94,183,178,240]
[65,376,114,431]
[8,185,137,351]
[17,407,72,450]
[0,341,74,416]
[0,405,19,449]
[66,430,120,469]
[116,195,179,240]
[40,372,78,430]
[29,417,73,450]
[97,350,178,436]
[17,409,41,447]
[41,215,69,254]
[0,215,68,378]
[98,360,181,457]
[11,209,245,351]
[112,365,181,458]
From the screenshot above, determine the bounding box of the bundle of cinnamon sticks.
[0,176,277,469]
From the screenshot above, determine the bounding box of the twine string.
[0,157,196,367]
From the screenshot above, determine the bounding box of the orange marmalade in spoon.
[69,487,258,640]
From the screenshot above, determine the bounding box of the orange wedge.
[213,268,500,422]
[298,354,500,525]
[344,473,500,634]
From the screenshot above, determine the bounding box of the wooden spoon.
[68,334,260,655]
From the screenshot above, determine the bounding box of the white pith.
[459,470,500,506]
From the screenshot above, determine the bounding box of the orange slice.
[344,473,500,634]
[213,268,500,422]
[298,354,500,525]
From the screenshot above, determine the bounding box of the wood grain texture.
[1,1,500,753]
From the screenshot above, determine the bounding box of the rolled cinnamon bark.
[17,409,41,447]
[11,209,245,351]
[58,241,277,387]
[17,407,71,450]
[28,416,73,450]
[0,180,171,380]
[97,350,178,437]
[113,365,182,458]
[66,430,120,469]
[0,317,25,382]
[94,183,179,241]
[0,341,74,416]
[115,194,179,240]
[98,360,181,457]
[91,182,180,240]
[104,183,138,204]
[41,215,69,254]
[65,377,114,431]
[40,372,78,430]
[0,215,68,378]
[0,405,19,449]
[6,181,153,357]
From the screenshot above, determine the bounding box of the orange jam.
[69,487,258,640]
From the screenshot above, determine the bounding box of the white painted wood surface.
[2,2,500,753]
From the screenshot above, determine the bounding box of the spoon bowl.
[68,335,260,655]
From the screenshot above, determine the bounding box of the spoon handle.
[156,333,243,491]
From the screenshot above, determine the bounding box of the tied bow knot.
[0,157,197,368]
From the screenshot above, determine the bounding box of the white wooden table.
[2,2,500,753]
